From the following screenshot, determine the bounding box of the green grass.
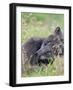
[21,13,64,43]
[22,57,64,77]
[21,12,64,77]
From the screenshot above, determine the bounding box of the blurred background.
[21,13,64,43]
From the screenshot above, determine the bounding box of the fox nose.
[36,50,42,56]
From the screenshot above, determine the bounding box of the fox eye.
[44,43,47,45]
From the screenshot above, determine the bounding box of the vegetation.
[21,12,64,77]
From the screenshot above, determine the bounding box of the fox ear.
[55,27,61,34]
[30,53,39,65]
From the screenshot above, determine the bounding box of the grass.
[21,12,64,77]
[22,57,64,77]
